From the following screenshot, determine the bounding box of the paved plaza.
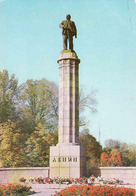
[29,184,71,196]
[30,189,61,196]
[29,183,136,196]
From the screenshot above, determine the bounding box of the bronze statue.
[59,14,77,51]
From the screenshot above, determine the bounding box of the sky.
[0,0,136,146]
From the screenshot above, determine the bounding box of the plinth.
[50,50,86,178]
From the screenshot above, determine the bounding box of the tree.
[17,79,58,134]
[0,70,98,167]
[0,121,27,167]
[120,143,136,166]
[25,123,58,166]
[80,129,102,161]
[101,149,123,167]
[80,128,102,176]
[109,149,123,166]
[103,139,136,166]
[104,139,121,152]
[0,121,58,167]
[0,70,18,123]
[101,152,110,167]
[79,88,97,127]
[17,79,97,134]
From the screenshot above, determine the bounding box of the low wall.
[91,167,136,185]
[0,167,49,184]
[0,167,136,186]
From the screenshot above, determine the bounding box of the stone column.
[50,50,86,178]
[58,50,80,144]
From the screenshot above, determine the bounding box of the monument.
[50,15,86,178]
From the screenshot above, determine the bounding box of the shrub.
[54,185,136,196]
[35,177,44,183]
[0,188,3,195]
[19,177,26,182]
[0,184,35,196]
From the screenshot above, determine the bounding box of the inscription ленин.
[52,157,77,162]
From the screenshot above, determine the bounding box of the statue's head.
[66,14,71,20]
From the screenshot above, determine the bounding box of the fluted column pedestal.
[50,50,86,178]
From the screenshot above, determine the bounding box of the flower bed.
[19,177,26,183]
[103,178,123,185]
[27,176,88,184]
[96,176,123,185]
[19,175,125,186]
[0,184,35,196]
[54,185,136,196]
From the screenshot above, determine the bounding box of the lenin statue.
[59,14,77,51]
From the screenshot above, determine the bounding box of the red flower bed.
[54,185,136,196]
[0,184,34,196]
[19,177,26,182]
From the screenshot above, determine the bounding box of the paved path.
[29,184,65,196]
[30,189,61,196]
[29,183,73,196]
[29,183,136,196]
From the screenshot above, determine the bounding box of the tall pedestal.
[50,50,86,178]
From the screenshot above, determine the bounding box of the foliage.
[0,70,135,167]
[120,143,136,166]
[104,139,121,151]
[25,176,125,186]
[44,177,85,184]
[0,117,58,168]
[101,149,123,167]
[97,176,105,182]
[17,80,97,134]
[21,176,88,185]
[103,178,123,185]
[89,175,96,182]
[17,78,58,134]
[0,188,3,196]
[54,185,136,196]
[80,128,102,175]
[80,129,102,161]
[79,88,97,127]
[19,177,26,182]
[103,139,136,166]
[0,70,18,123]
[0,184,35,196]
[101,152,110,167]
[80,129,102,176]
[109,149,123,166]
[35,177,44,183]
[0,121,27,167]
[25,123,58,167]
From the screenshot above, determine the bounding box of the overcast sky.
[0,0,136,146]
